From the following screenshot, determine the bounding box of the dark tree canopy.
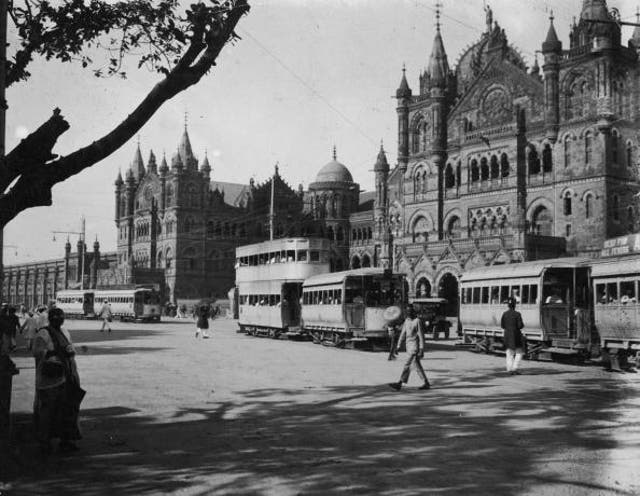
[0,0,250,227]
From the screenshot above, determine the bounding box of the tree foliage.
[0,0,250,227]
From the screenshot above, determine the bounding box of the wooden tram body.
[236,238,331,337]
[55,288,161,321]
[301,268,407,347]
[460,258,592,359]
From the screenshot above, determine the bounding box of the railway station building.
[4,0,640,311]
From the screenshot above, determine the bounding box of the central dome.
[315,147,353,183]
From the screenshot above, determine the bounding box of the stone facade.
[353,0,640,310]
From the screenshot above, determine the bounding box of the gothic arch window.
[157,251,163,268]
[421,170,427,193]
[362,254,371,268]
[165,248,173,269]
[327,226,334,240]
[490,155,499,179]
[447,216,461,239]
[456,161,462,185]
[470,159,479,182]
[367,227,372,240]
[580,81,588,116]
[412,216,430,243]
[415,278,431,297]
[445,164,455,188]
[584,131,593,165]
[500,153,509,177]
[528,147,540,174]
[585,194,594,219]
[613,195,620,221]
[480,157,489,181]
[627,141,633,168]
[531,205,553,236]
[542,144,553,173]
[563,191,572,216]
[612,130,619,164]
[628,206,635,232]
[564,135,572,168]
[351,255,361,270]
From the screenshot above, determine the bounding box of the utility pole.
[0,0,8,300]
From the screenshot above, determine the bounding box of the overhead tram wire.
[238,28,378,148]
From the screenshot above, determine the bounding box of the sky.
[4,0,640,263]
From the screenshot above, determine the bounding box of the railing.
[463,123,515,143]
[561,45,590,60]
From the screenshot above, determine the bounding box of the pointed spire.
[115,169,123,186]
[171,147,183,170]
[131,141,145,180]
[178,115,196,169]
[147,149,157,174]
[159,150,169,175]
[201,149,211,176]
[428,20,449,89]
[542,11,562,53]
[374,140,389,172]
[631,6,640,48]
[531,53,540,76]
[396,63,412,98]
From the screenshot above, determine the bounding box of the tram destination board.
[600,234,640,258]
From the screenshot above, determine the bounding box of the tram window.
[286,250,295,262]
[472,287,480,304]
[310,251,320,262]
[297,250,308,262]
[481,287,489,304]
[345,279,364,304]
[335,290,342,305]
[620,281,636,303]
[530,285,538,304]
[522,285,529,304]
[511,287,521,303]
[596,284,606,304]
[606,283,618,303]
[490,286,499,304]
[465,288,472,304]
[500,286,509,304]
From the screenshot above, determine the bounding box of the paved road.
[2,318,639,496]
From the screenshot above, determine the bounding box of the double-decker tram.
[301,268,408,347]
[236,238,331,338]
[459,258,592,359]
[55,290,96,318]
[591,234,640,369]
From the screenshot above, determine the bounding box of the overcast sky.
[4,0,639,263]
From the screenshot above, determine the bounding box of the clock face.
[482,87,511,124]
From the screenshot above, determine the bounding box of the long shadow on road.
[5,372,637,496]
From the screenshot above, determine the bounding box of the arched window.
[612,130,619,164]
[528,147,540,174]
[447,216,461,239]
[412,216,430,243]
[628,206,635,232]
[532,206,553,236]
[367,227,372,240]
[585,194,593,219]
[563,191,572,216]
[627,142,633,168]
[613,195,620,221]
[480,157,489,181]
[471,159,479,182]
[500,153,509,177]
[490,155,499,179]
[351,256,361,270]
[542,144,553,173]
[327,226,334,240]
[415,278,431,298]
[362,254,371,268]
[456,161,462,185]
[445,164,455,188]
[166,185,173,205]
[564,135,572,168]
[585,131,593,165]
[165,248,173,269]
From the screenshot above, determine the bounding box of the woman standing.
[195,304,210,339]
[32,308,84,455]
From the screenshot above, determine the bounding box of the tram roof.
[460,257,592,283]
[591,255,640,277]
[303,268,397,287]
[236,237,329,257]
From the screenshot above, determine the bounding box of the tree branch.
[0,0,250,228]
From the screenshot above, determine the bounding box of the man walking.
[501,297,525,375]
[98,299,113,333]
[389,304,430,391]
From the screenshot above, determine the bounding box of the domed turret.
[315,147,353,183]
[542,13,562,53]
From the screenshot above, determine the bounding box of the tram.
[301,268,408,347]
[55,288,161,321]
[236,238,331,337]
[591,234,640,368]
[55,290,96,318]
[459,257,592,359]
